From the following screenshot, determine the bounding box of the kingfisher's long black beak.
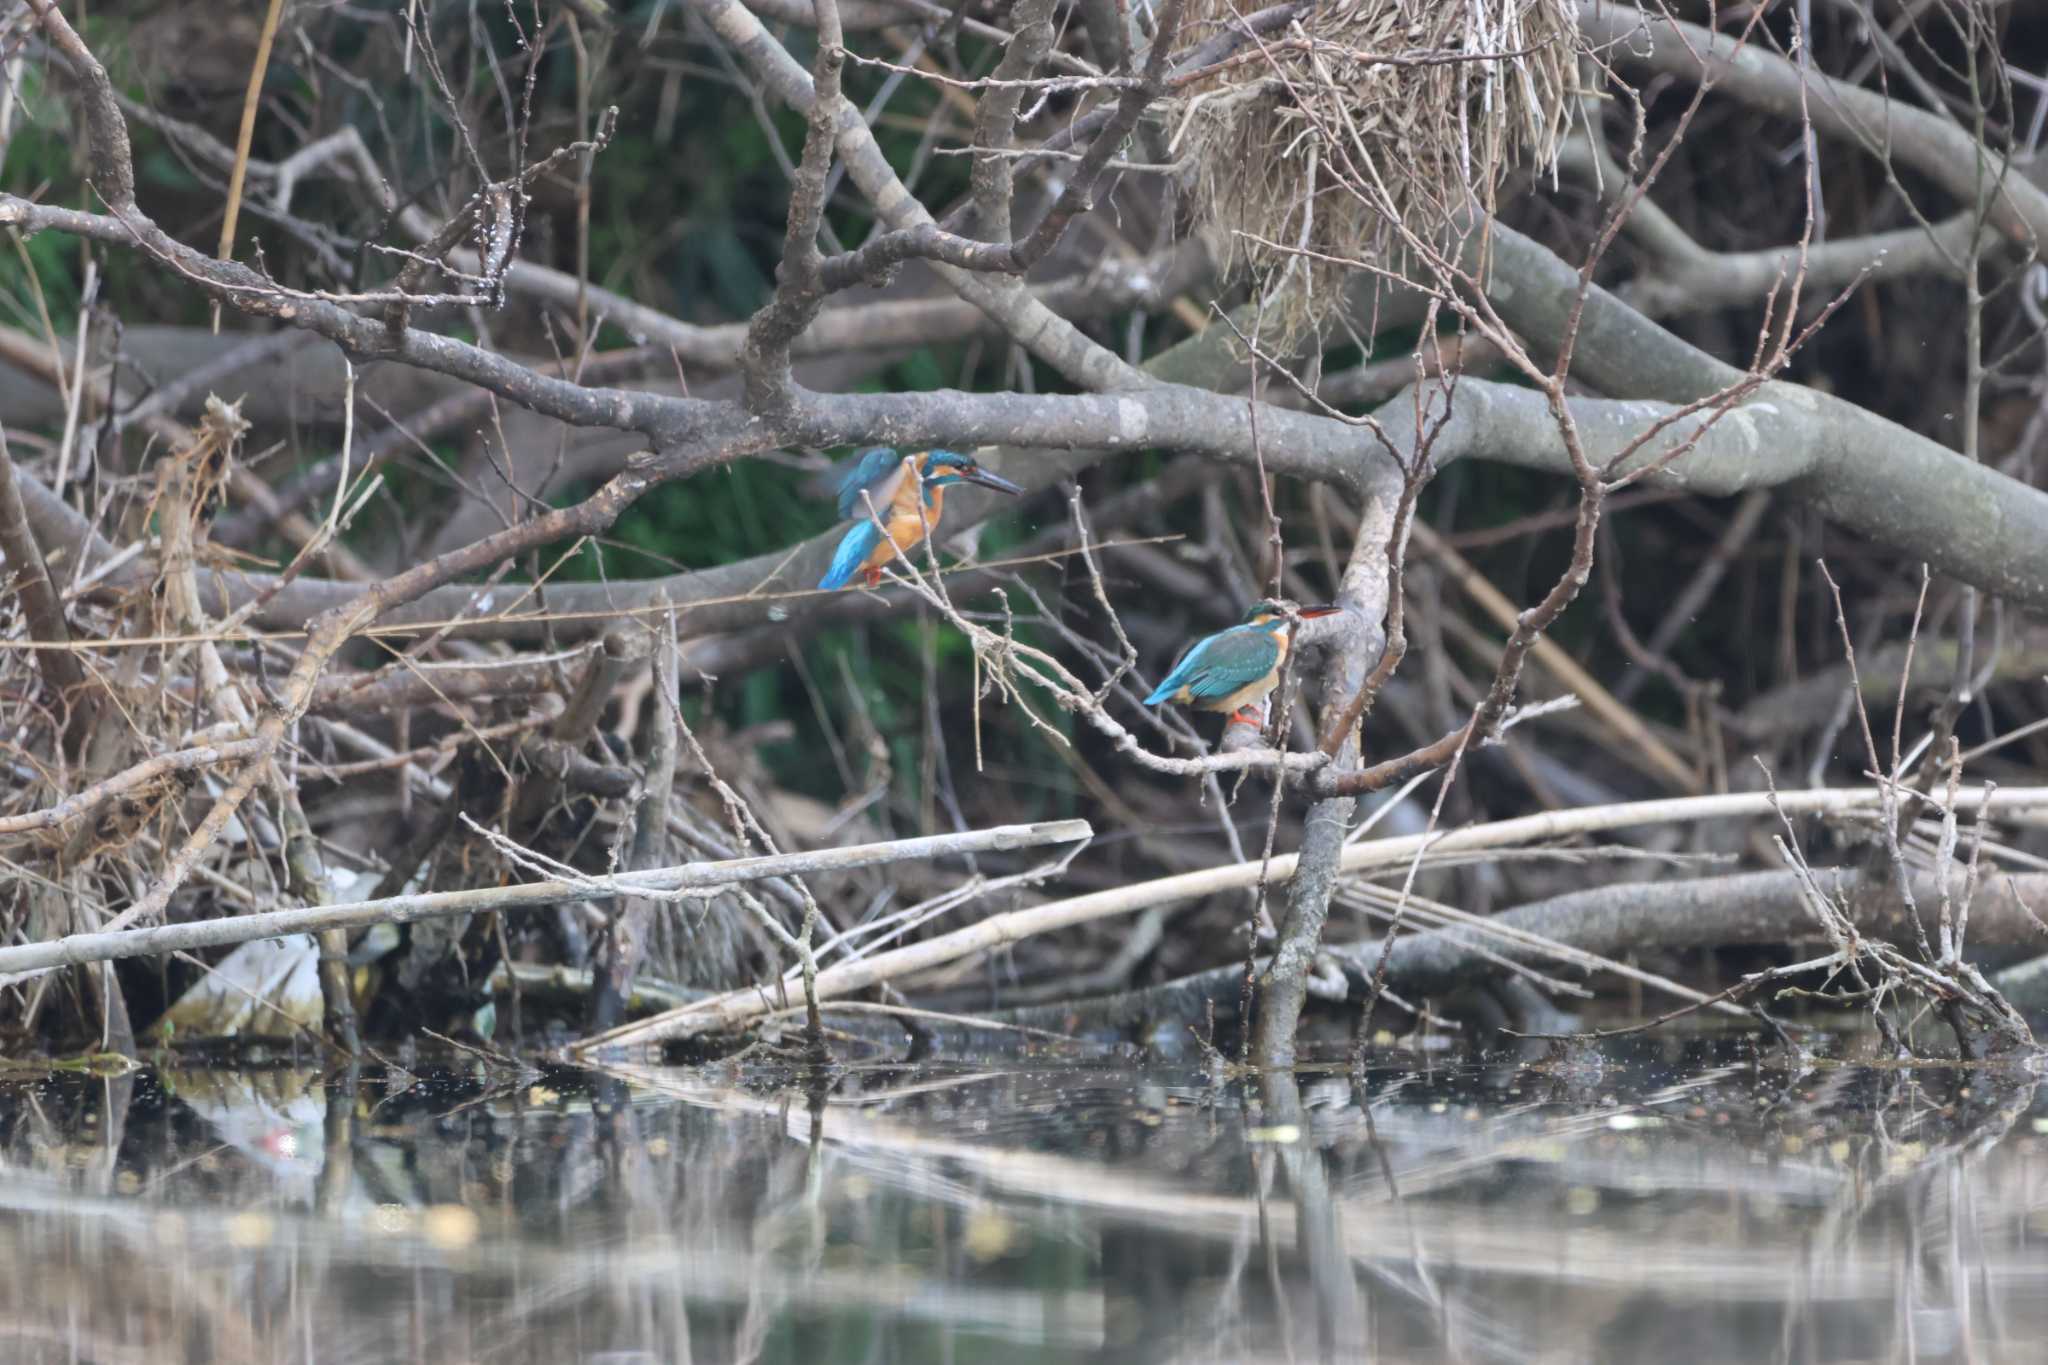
[962,466,1025,497]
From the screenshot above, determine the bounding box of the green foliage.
[0,226,82,327]
[0,71,68,192]
[891,346,951,394]
[586,458,826,579]
[0,73,83,325]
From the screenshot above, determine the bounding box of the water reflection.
[1,1040,2045,1362]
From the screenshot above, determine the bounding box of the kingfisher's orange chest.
[865,462,947,568]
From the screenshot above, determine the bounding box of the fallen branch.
[574,786,2048,1051]
[0,738,268,837]
[1002,866,2048,1042]
[0,820,1092,980]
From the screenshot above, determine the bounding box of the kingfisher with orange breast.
[818,447,1025,590]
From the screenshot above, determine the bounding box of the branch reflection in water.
[0,1038,2043,1362]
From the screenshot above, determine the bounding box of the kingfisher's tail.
[1145,639,1214,706]
[1143,668,1191,705]
[819,520,884,590]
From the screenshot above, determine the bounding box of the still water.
[1,1039,2045,1363]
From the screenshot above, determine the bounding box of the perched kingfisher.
[1144,598,1341,726]
[818,447,1026,590]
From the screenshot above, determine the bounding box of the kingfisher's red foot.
[1228,704,1264,727]
[862,566,884,588]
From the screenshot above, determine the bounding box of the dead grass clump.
[1175,0,1578,343]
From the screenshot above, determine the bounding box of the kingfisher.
[1144,599,1341,726]
[818,447,1026,590]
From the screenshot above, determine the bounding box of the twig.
[0,739,268,837]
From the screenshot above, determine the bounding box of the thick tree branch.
[739,0,847,411]
[16,369,2048,648]
[966,0,1057,241]
[1557,136,1983,316]
[25,0,135,213]
[1005,866,2048,1038]
[1582,3,2048,248]
[1251,478,1397,1066]
[692,0,1146,391]
[821,0,1185,285]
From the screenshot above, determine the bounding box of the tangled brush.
[1175,0,1579,343]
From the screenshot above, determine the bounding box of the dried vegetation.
[1177,0,1577,340]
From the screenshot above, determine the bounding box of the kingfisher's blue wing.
[819,518,887,589]
[1144,626,1281,705]
[835,447,905,521]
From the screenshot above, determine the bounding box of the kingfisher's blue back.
[834,446,906,520]
[1143,623,1284,705]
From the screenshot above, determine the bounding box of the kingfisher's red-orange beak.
[1295,604,1342,619]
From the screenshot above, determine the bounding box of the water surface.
[2,1039,2044,1362]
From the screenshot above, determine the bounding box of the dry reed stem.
[213,0,288,333]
